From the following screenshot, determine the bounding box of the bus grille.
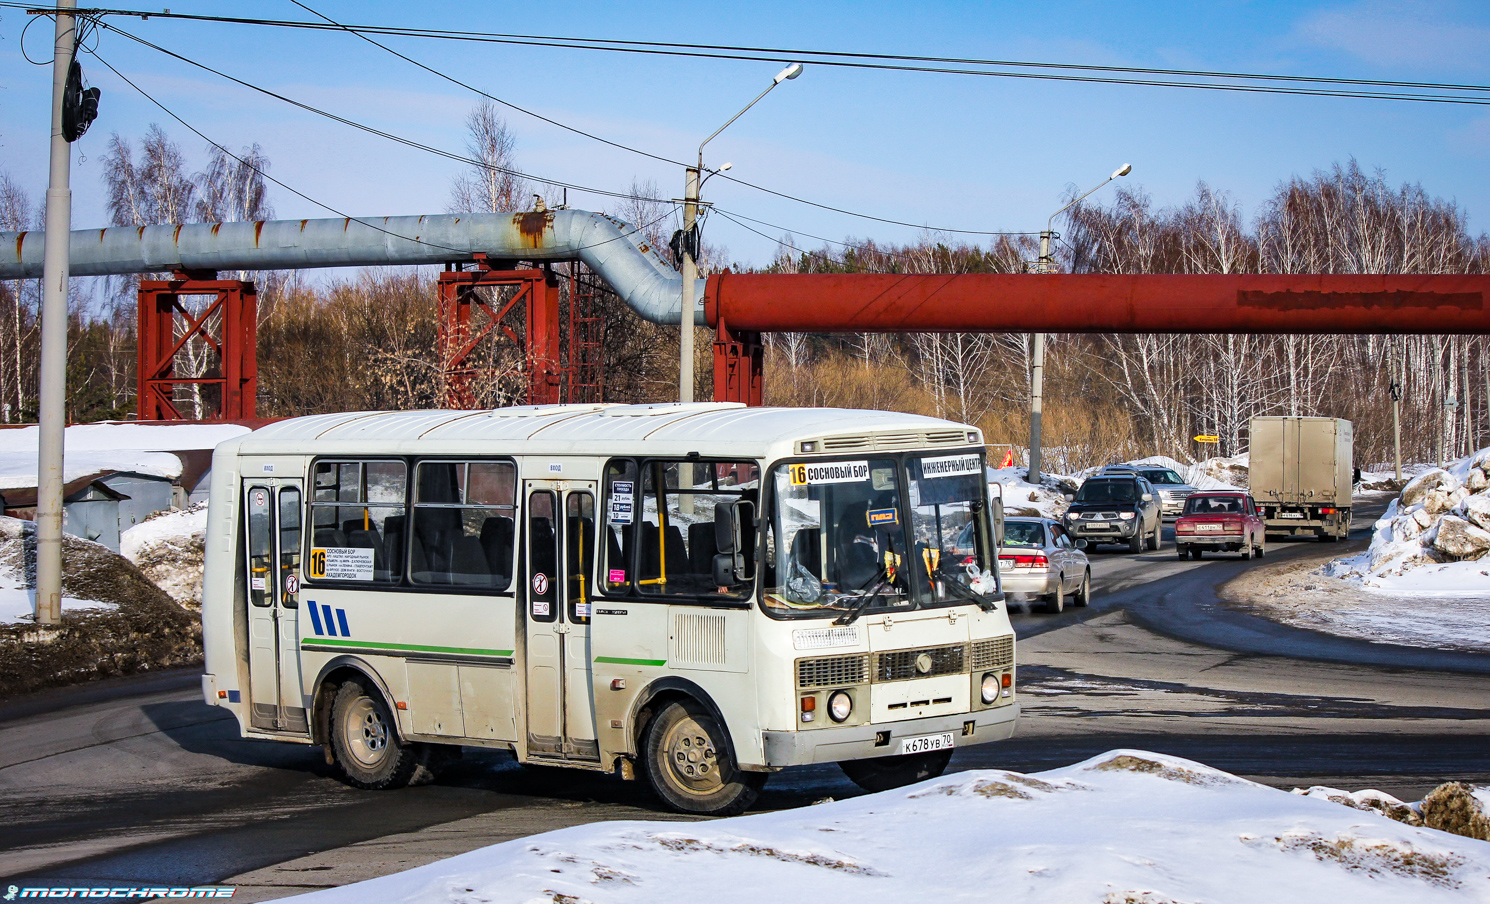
[971,636,1014,671]
[875,644,966,682]
[797,653,870,688]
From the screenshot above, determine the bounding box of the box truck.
[1248,416,1354,541]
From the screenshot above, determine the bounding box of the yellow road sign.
[1194,435,1220,443]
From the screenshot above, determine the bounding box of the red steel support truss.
[136,271,257,421]
[712,318,763,407]
[438,257,562,407]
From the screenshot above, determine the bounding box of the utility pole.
[1026,163,1130,485]
[36,0,78,625]
[1028,332,1045,484]
[1391,335,1403,483]
[678,165,700,403]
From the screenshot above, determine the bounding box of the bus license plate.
[898,732,955,755]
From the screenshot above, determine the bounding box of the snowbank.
[0,449,184,490]
[121,503,208,609]
[1327,447,1490,594]
[987,466,1076,519]
[286,750,1490,904]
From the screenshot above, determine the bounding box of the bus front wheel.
[840,749,953,793]
[330,678,436,790]
[641,698,764,816]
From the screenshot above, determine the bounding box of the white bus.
[201,403,1017,814]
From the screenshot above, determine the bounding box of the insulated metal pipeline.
[0,209,700,325]
[703,271,1490,334]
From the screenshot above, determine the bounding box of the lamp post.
[1027,163,1131,485]
[678,62,802,403]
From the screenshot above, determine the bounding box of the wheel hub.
[344,696,389,768]
[663,717,722,792]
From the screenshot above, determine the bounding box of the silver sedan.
[995,517,1092,614]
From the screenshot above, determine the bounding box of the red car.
[1174,492,1265,560]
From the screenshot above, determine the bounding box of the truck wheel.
[641,698,764,816]
[1128,531,1143,553]
[840,749,953,793]
[330,678,436,790]
[1148,522,1162,551]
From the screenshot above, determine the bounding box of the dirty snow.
[1326,448,1490,595]
[987,466,1075,519]
[121,503,208,608]
[286,750,1490,904]
[0,564,115,624]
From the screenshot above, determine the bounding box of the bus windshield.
[763,452,989,617]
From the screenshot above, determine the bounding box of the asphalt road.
[4,492,1488,899]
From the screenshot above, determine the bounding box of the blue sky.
[2,0,1489,268]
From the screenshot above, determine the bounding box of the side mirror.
[991,497,1005,547]
[1141,493,1153,502]
[1075,538,1088,550]
[714,501,736,554]
[712,500,754,585]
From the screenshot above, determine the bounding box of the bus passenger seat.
[479,515,515,579]
[449,536,492,585]
[314,528,347,549]
[347,529,386,574]
[688,522,718,575]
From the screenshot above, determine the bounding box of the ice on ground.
[1326,447,1490,595]
[121,503,208,609]
[285,750,1490,904]
[0,587,115,624]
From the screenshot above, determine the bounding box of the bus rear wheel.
[642,698,764,816]
[330,678,435,790]
[840,749,953,793]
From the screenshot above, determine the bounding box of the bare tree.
[447,102,527,213]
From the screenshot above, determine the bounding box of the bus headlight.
[828,690,853,723]
[981,673,999,704]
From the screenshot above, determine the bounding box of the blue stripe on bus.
[306,601,324,635]
[335,609,351,637]
[322,603,338,637]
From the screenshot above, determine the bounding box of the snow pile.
[0,421,247,490]
[1327,447,1490,593]
[287,750,1490,904]
[0,518,120,623]
[121,502,208,609]
[1196,453,1250,490]
[1128,454,1246,491]
[987,466,1077,519]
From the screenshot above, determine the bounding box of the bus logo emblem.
[532,573,549,595]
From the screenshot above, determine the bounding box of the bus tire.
[641,697,764,816]
[330,678,432,790]
[840,749,953,793]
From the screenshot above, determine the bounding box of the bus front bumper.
[760,703,1019,767]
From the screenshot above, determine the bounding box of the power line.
[14,3,1490,98]
[712,207,1031,270]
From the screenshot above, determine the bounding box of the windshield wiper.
[834,574,890,626]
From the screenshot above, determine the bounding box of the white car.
[995,517,1092,614]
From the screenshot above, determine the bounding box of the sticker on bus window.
[532,572,549,595]
[308,547,375,582]
[919,454,982,478]
[867,507,898,527]
[575,602,591,618]
[532,600,550,617]
[250,577,266,591]
[608,568,626,583]
[790,460,869,486]
[609,481,634,524]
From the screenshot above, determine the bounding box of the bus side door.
[523,482,599,761]
[244,479,307,733]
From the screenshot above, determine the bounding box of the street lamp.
[678,62,803,403]
[1027,163,1131,485]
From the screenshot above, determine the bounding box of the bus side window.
[528,490,559,622]
[310,460,407,584]
[410,460,516,589]
[601,459,638,594]
[636,459,759,599]
[566,492,595,623]
[277,487,301,607]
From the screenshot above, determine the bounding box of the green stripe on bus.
[594,655,667,667]
[302,638,514,657]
